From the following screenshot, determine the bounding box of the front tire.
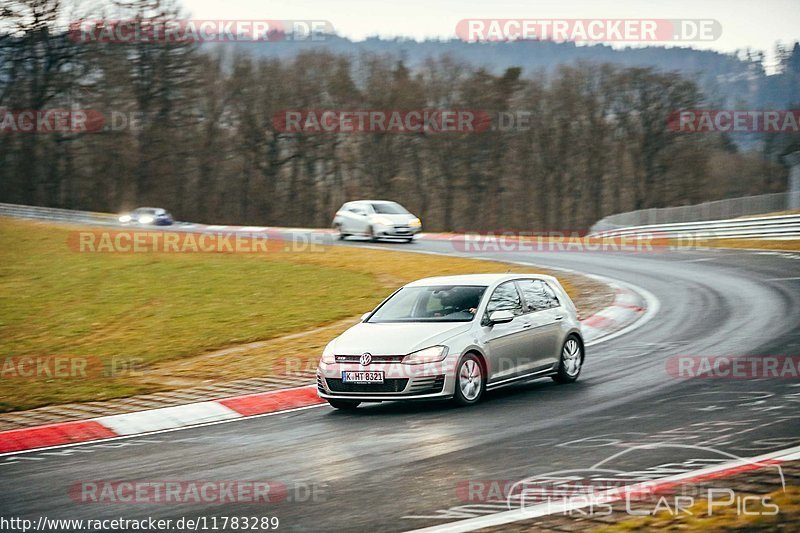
[453,354,485,406]
[327,399,360,410]
[552,336,583,384]
[368,226,379,242]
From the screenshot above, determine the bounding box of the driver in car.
[436,290,480,319]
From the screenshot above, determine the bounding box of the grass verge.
[700,239,800,251]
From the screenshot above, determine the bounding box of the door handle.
[554,315,564,321]
[522,322,532,328]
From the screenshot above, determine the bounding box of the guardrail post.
[785,152,800,210]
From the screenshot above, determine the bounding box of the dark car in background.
[118,207,174,226]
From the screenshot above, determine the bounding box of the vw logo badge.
[360,352,372,366]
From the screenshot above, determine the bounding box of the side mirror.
[488,310,514,325]
[361,312,371,321]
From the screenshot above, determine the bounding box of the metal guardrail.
[589,214,800,240]
[0,203,119,225]
[591,192,800,234]
[0,203,201,229]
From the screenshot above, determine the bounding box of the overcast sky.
[180,0,799,68]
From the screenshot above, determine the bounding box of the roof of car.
[406,273,557,287]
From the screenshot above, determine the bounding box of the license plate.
[342,371,384,383]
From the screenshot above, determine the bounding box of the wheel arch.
[460,347,488,377]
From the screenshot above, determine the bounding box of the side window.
[542,282,561,308]
[518,279,560,312]
[486,282,523,316]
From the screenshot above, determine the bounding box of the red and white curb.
[582,287,642,331]
[0,386,323,455]
[580,281,650,345]
[407,445,800,533]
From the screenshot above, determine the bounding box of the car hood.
[373,213,416,224]
[331,321,472,355]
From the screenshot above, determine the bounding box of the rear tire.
[368,226,379,242]
[335,225,348,240]
[552,335,583,384]
[453,354,485,406]
[327,399,361,410]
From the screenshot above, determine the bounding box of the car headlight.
[372,216,393,226]
[138,215,154,224]
[118,214,131,223]
[402,345,448,365]
[409,218,421,227]
[320,342,336,364]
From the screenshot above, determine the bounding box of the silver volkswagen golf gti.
[317,274,584,409]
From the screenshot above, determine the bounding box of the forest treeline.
[1,0,794,231]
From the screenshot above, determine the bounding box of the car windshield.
[371,202,409,214]
[368,285,486,323]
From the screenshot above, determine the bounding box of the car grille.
[334,355,404,363]
[325,378,408,393]
[408,375,445,394]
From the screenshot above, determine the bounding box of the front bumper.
[316,362,453,401]
[373,224,421,238]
